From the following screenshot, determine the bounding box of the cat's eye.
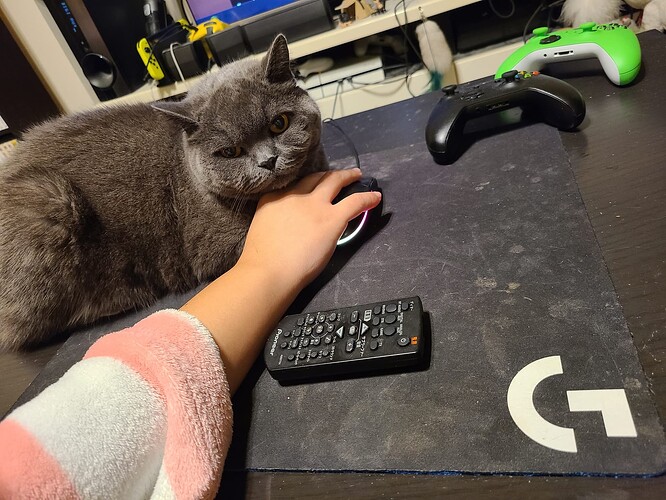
[218,146,243,158]
[269,114,289,134]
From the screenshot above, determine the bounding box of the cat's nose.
[258,156,277,171]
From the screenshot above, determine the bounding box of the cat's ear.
[262,34,294,84]
[151,100,199,135]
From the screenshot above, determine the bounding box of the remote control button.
[398,336,410,347]
[287,354,295,361]
[350,310,359,323]
[324,335,333,344]
[317,314,326,323]
[580,21,596,31]
[335,326,344,339]
[306,316,315,325]
[309,351,318,359]
[385,304,397,313]
[532,26,549,36]
[293,329,302,337]
[297,317,305,326]
[349,325,357,336]
[315,324,324,335]
[370,340,379,351]
[539,34,561,45]
[328,312,337,322]
[363,310,372,321]
[373,305,382,315]
[401,302,410,311]
[384,314,397,324]
[442,84,457,96]
[384,325,396,336]
[304,326,313,335]
[289,339,299,349]
[322,349,330,357]
[361,322,369,336]
[326,323,335,333]
[371,327,380,338]
[311,337,321,346]
[283,330,291,338]
[372,317,380,326]
[298,352,307,360]
[345,339,355,353]
[302,338,310,347]
[280,341,288,349]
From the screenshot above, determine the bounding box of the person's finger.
[335,191,382,222]
[314,168,362,200]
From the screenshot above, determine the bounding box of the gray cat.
[0,35,327,351]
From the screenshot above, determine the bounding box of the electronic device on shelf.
[43,0,150,101]
[425,71,586,165]
[495,22,642,86]
[264,296,427,383]
[184,0,334,53]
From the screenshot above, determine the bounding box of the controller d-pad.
[540,34,561,44]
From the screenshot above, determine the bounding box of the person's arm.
[182,167,381,394]
[0,168,380,498]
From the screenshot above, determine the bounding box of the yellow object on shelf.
[189,17,227,42]
[0,139,17,163]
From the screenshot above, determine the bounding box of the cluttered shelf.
[106,0,479,110]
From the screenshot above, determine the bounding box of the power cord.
[323,118,361,170]
[488,0,516,19]
[522,0,565,43]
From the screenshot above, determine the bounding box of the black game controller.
[425,70,586,164]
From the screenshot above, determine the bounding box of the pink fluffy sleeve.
[0,309,233,499]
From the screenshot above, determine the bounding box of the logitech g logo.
[507,355,637,453]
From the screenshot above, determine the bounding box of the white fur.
[642,0,666,31]
[415,20,452,76]
[560,0,624,26]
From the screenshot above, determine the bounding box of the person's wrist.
[234,254,305,299]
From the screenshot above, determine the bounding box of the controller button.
[443,84,457,96]
[580,22,596,31]
[539,34,561,44]
[370,340,379,351]
[532,27,549,36]
[532,71,540,76]
[384,325,397,336]
[501,70,519,81]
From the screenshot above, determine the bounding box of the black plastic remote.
[264,296,425,382]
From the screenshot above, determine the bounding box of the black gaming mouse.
[333,176,380,246]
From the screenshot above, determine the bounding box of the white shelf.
[104,0,479,107]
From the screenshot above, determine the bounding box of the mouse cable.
[323,118,361,170]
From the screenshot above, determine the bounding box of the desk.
[1,30,665,498]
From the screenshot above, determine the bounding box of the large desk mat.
[12,120,666,476]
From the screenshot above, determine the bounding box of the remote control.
[264,296,425,383]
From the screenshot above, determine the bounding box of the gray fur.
[0,35,327,350]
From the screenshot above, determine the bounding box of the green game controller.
[495,22,641,86]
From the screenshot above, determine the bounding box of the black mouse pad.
[11,123,666,476]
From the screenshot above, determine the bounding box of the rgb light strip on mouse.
[337,211,368,246]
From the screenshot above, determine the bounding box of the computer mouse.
[333,176,380,246]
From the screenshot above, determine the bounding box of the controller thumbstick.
[443,85,457,96]
[580,22,597,31]
[501,70,519,81]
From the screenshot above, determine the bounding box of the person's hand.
[238,168,381,289]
